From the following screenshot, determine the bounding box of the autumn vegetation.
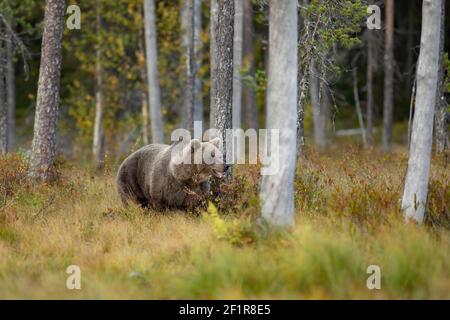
[0,0,449,300]
[0,141,448,298]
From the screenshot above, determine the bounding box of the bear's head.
[169,138,226,183]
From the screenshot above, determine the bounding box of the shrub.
[0,153,29,207]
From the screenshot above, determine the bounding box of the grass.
[0,145,448,299]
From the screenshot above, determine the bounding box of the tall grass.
[0,145,448,299]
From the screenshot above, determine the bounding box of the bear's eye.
[211,150,215,158]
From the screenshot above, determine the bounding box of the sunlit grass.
[0,145,448,299]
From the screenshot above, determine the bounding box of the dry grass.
[0,145,448,299]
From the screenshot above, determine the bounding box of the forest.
[0,0,449,300]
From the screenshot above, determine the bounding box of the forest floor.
[0,144,449,299]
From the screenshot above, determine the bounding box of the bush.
[0,153,29,207]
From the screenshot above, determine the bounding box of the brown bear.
[116,138,226,209]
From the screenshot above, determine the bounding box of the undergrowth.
[0,145,448,299]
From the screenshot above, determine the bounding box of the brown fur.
[116,139,224,209]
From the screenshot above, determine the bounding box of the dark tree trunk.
[211,0,234,177]
[6,32,15,151]
[383,0,394,153]
[30,0,66,181]
[209,0,218,129]
[0,28,7,154]
[434,0,447,154]
[366,30,374,146]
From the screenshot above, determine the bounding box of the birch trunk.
[93,6,104,167]
[30,0,66,181]
[242,0,258,130]
[0,30,6,155]
[6,33,15,151]
[232,0,244,162]
[353,68,367,147]
[211,0,234,176]
[382,0,394,153]
[402,0,442,224]
[144,0,164,143]
[434,0,447,154]
[260,0,297,227]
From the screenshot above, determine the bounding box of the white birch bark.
[260,0,297,227]
[93,6,104,167]
[401,0,442,224]
[144,0,164,143]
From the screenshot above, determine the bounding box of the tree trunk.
[193,0,203,123]
[402,0,442,224]
[211,0,234,176]
[6,33,15,151]
[143,0,164,143]
[30,0,66,181]
[260,0,297,227]
[434,0,447,154]
[183,0,196,134]
[296,72,307,157]
[0,29,6,155]
[233,0,244,161]
[93,6,104,167]
[310,60,326,148]
[366,30,374,146]
[138,31,149,145]
[353,68,368,147]
[242,0,258,130]
[209,0,218,129]
[382,0,394,153]
[296,4,307,157]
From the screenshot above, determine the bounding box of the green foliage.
[300,0,368,80]
[63,0,145,152]
[202,202,255,246]
[444,53,450,93]
[306,0,368,52]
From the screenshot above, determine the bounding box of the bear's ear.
[190,139,201,153]
[210,137,221,148]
